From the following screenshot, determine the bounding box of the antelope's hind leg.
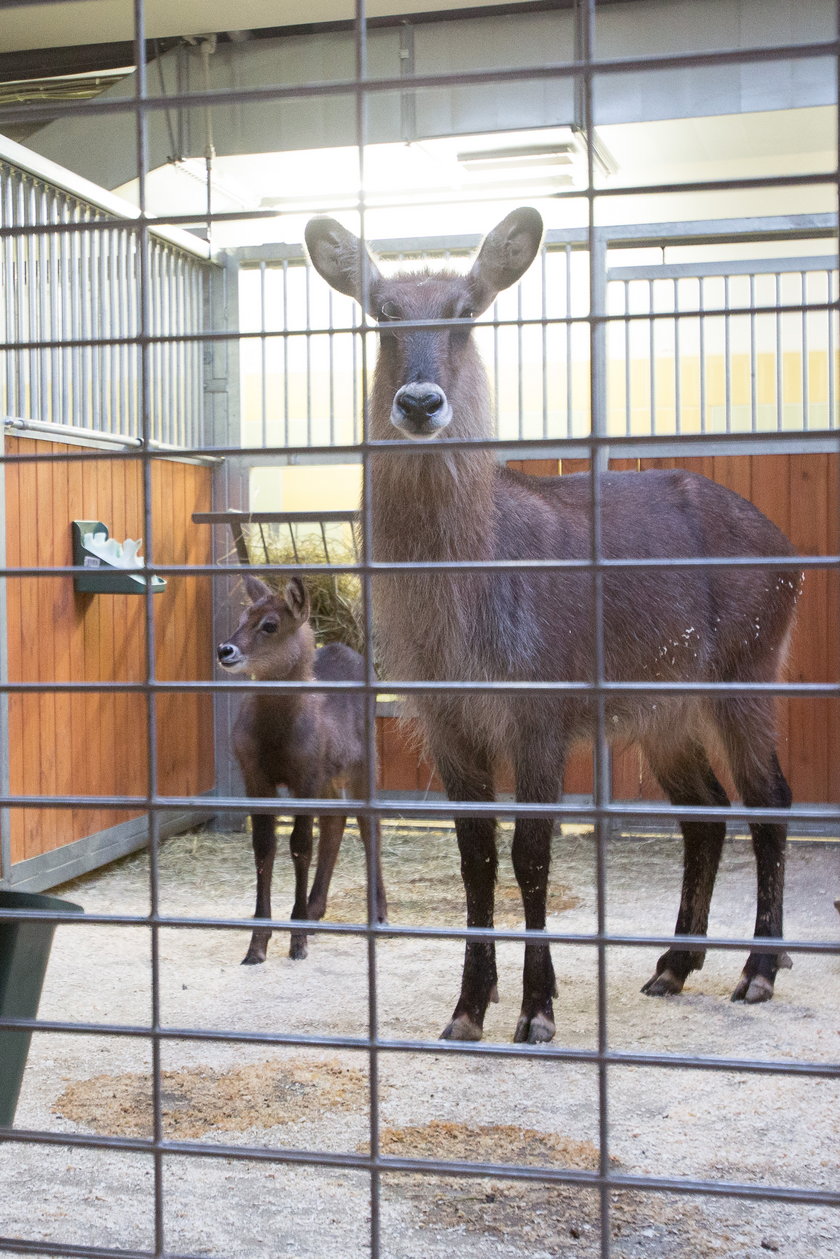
[510,759,562,1045]
[718,699,792,1003]
[288,814,315,960]
[641,739,729,997]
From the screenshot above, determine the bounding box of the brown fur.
[218,574,386,962]
[306,208,801,1042]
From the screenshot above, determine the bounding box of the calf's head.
[218,575,313,681]
[304,208,543,441]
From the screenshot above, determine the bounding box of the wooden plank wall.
[378,453,839,808]
[4,437,215,867]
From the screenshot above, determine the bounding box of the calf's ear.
[283,576,311,625]
[243,574,273,604]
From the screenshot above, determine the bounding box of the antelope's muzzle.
[391,382,453,440]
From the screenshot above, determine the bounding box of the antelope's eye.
[379,301,400,321]
[458,306,475,321]
[261,620,279,634]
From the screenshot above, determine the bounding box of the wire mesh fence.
[0,2,838,1258]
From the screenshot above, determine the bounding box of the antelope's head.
[218,575,313,681]
[305,208,544,442]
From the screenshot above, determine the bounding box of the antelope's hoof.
[440,1014,483,1042]
[513,1011,555,1045]
[641,967,685,997]
[731,972,775,1004]
[241,953,266,966]
[289,935,309,961]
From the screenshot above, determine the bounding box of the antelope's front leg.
[441,815,500,1042]
[243,813,277,965]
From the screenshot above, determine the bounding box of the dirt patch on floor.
[53,1058,369,1141]
[373,1121,715,1258]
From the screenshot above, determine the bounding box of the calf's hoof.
[440,1013,483,1042]
[641,967,685,997]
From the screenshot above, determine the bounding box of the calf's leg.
[243,812,278,965]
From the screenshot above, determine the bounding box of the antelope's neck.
[251,653,316,716]
[369,445,497,563]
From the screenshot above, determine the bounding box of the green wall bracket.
[71,521,166,595]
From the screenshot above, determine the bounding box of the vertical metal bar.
[801,271,809,430]
[353,6,382,1256]
[540,245,548,438]
[36,184,50,425]
[283,258,291,448]
[623,278,631,437]
[492,296,500,431]
[582,1,611,1253]
[516,281,524,439]
[648,277,655,436]
[305,263,313,447]
[259,260,268,448]
[47,190,60,426]
[328,288,336,448]
[724,274,732,433]
[15,176,28,419]
[749,273,757,432]
[132,4,166,1255]
[2,170,15,415]
[828,268,836,429]
[699,275,707,434]
[91,210,104,432]
[775,272,783,431]
[26,179,40,424]
[673,275,681,435]
[565,244,573,438]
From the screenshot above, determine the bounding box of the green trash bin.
[0,889,83,1127]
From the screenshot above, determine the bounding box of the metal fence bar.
[0,4,838,1259]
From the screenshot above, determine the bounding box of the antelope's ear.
[467,207,543,314]
[243,573,273,605]
[304,217,382,316]
[283,576,310,624]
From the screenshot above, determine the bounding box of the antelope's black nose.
[391,382,453,440]
[218,643,237,665]
[396,386,446,420]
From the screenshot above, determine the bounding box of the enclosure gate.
[0,3,838,1259]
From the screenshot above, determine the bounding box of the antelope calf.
[218,574,386,962]
[306,207,801,1044]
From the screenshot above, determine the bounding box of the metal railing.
[0,152,209,448]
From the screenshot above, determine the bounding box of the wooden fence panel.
[5,438,215,867]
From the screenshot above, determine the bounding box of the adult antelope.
[218,574,387,963]
[305,208,800,1044]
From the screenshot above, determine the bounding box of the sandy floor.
[1,821,838,1259]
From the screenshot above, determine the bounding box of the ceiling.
[0,0,834,251]
[0,0,552,57]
